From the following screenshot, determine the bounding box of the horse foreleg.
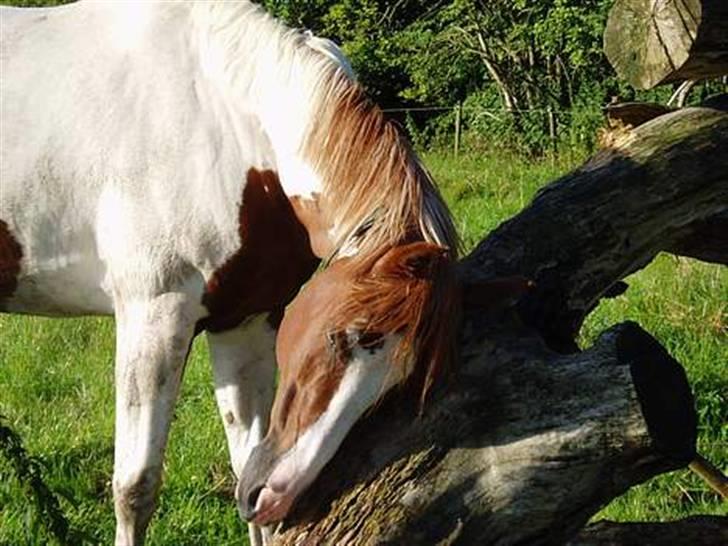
[112,293,201,546]
[207,314,276,546]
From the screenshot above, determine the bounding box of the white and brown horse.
[0,2,458,545]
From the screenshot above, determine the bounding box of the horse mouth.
[251,485,295,525]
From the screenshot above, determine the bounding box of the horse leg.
[112,293,201,546]
[207,314,276,546]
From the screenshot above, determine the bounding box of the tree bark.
[269,105,727,545]
[604,0,728,89]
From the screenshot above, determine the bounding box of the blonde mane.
[303,70,459,259]
[299,58,461,403]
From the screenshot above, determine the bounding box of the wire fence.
[381,103,602,155]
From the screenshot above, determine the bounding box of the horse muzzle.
[237,439,279,521]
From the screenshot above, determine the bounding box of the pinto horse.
[0,2,458,545]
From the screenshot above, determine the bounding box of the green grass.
[1,150,726,544]
[0,320,243,545]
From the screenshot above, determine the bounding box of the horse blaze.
[0,219,23,305]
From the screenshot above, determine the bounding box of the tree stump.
[604,0,728,89]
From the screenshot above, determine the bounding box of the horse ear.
[372,242,450,279]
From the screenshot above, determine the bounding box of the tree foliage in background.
[262,0,624,151]
[6,0,726,153]
[262,0,725,152]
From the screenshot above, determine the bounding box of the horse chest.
[200,169,320,333]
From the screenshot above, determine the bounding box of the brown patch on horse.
[200,169,320,333]
[334,242,460,406]
[0,219,23,306]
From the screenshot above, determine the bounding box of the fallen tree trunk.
[271,105,727,545]
[604,0,728,89]
[274,323,696,546]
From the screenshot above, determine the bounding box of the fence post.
[547,106,557,155]
[454,102,462,157]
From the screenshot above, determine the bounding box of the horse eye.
[357,331,384,350]
[326,330,354,363]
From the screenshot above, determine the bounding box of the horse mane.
[298,43,461,405]
[304,73,459,257]
[194,2,458,255]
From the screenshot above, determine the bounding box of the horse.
[0,2,458,545]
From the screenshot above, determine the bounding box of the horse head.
[238,241,457,524]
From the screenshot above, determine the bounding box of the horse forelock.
[332,244,460,407]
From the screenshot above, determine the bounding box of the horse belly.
[0,219,112,316]
[8,268,113,317]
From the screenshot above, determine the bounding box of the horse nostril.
[247,485,264,512]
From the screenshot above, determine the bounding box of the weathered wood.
[604,0,728,89]
[598,102,675,149]
[461,106,728,351]
[570,516,728,545]
[268,105,728,546]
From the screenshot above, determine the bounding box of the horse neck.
[191,2,458,258]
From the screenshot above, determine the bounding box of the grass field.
[1,151,726,545]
